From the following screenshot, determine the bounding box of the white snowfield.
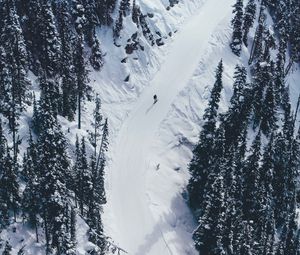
[108,0,234,254]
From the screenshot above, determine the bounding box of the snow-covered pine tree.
[0,146,20,223]
[0,47,10,117]
[223,65,252,149]
[249,7,265,64]
[22,132,40,242]
[252,61,271,130]
[95,0,117,26]
[15,0,41,72]
[39,0,61,77]
[94,118,108,205]
[290,0,300,62]
[193,127,227,255]
[188,60,224,212]
[238,221,255,254]
[242,0,256,47]
[78,137,92,215]
[74,31,90,129]
[82,0,99,46]
[230,0,244,56]
[242,131,261,221]
[89,95,103,156]
[132,0,140,27]
[274,40,286,105]
[36,86,70,253]
[56,1,77,121]
[89,33,104,71]
[1,1,30,158]
[113,11,123,40]
[0,120,10,229]
[260,61,277,135]
[1,0,30,109]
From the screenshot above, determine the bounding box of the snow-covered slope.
[101,0,235,254]
[2,0,299,253]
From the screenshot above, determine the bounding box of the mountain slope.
[105,0,234,254]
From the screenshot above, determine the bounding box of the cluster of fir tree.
[188,59,300,255]
[230,0,300,70]
[0,91,109,254]
[114,0,155,46]
[0,0,107,129]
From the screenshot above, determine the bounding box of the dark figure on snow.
[153,94,158,104]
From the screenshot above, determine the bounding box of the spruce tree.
[188,60,224,212]
[78,137,92,215]
[37,88,70,253]
[193,128,227,255]
[95,0,117,26]
[0,120,9,229]
[261,62,277,135]
[0,147,20,222]
[39,0,61,76]
[249,9,265,64]
[242,0,256,47]
[1,0,29,110]
[242,132,261,221]
[74,32,90,129]
[89,95,103,156]
[57,1,77,121]
[22,132,40,242]
[223,65,251,149]
[89,34,104,71]
[230,0,244,56]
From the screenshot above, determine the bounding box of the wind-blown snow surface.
[103,0,236,254]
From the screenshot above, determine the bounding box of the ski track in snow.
[108,0,235,254]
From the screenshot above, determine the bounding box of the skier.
[153,94,158,104]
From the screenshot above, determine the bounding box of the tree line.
[0,0,119,254]
[189,0,300,253]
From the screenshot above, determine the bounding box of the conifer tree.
[230,0,244,56]
[78,137,92,215]
[249,9,265,64]
[261,62,277,135]
[0,147,20,222]
[0,47,10,112]
[89,34,104,71]
[239,221,255,254]
[37,88,70,253]
[274,41,286,105]
[57,1,77,121]
[1,0,30,110]
[223,65,251,149]
[22,132,40,242]
[74,32,90,129]
[82,0,99,46]
[0,120,10,229]
[89,95,103,156]
[252,62,271,129]
[188,60,224,212]
[95,0,117,26]
[39,0,61,76]
[193,127,227,255]
[113,12,123,40]
[1,1,29,158]
[242,132,261,221]
[242,0,256,47]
